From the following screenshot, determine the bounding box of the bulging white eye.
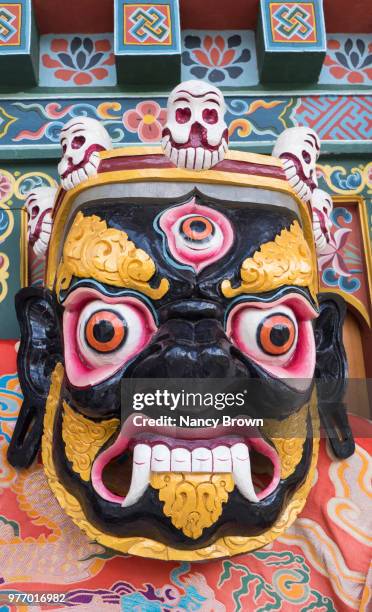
[173,213,223,252]
[230,304,298,366]
[77,300,148,368]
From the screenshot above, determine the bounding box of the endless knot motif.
[0,7,17,43]
[128,6,169,43]
[272,4,315,42]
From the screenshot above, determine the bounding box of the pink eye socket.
[63,290,157,387]
[202,108,218,124]
[30,206,39,220]
[72,135,86,149]
[302,150,311,164]
[175,107,191,124]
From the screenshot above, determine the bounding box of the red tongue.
[189,122,206,148]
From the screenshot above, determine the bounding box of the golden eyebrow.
[55,211,169,300]
[221,221,316,300]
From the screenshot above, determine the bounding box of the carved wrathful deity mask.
[8,81,354,561]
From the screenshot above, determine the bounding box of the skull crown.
[161,80,229,171]
[58,116,112,191]
[272,126,320,203]
[25,186,57,257]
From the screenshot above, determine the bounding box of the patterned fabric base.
[0,341,371,611]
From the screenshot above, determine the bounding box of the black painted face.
[9,189,354,554]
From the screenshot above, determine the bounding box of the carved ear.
[314,293,355,459]
[7,287,63,468]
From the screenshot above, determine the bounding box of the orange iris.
[85,310,126,353]
[258,314,295,356]
[181,216,214,242]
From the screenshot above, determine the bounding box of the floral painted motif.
[319,35,372,84]
[123,100,167,142]
[0,174,12,201]
[40,34,117,87]
[182,30,258,85]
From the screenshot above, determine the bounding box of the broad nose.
[124,317,248,379]
[159,300,223,323]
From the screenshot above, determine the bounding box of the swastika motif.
[0,4,22,47]
[124,4,172,46]
[0,8,16,42]
[295,96,372,140]
[270,3,316,43]
[129,6,169,43]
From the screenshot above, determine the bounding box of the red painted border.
[33,0,371,34]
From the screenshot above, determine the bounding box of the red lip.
[61,144,105,179]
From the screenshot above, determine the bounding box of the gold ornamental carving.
[55,212,169,299]
[221,221,315,300]
[150,472,234,539]
[62,402,119,481]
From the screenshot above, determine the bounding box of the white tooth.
[71,170,80,187]
[151,444,170,472]
[171,447,191,472]
[161,134,170,148]
[170,146,179,166]
[217,143,225,163]
[203,150,212,169]
[122,444,151,507]
[285,165,297,179]
[192,447,212,472]
[212,446,232,473]
[297,182,308,199]
[303,186,312,202]
[194,147,205,171]
[78,167,88,183]
[165,141,172,157]
[289,175,300,188]
[231,443,258,503]
[185,147,195,170]
[211,151,219,166]
[39,231,50,245]
[64,175,74,191]
[283,158,293,168]
[89,151,100,166]
[177,148,187,168]
[84,161,98,177]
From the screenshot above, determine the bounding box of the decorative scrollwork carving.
[221,221,315,300]
[55,211,169,299]
[62,402,119,481]
[150,472,234,539]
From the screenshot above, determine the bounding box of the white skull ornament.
[26,186,57,257]
[161,80,229,171]
[311,188,333,255]
[272,127,320,202]
[58,117,112,191]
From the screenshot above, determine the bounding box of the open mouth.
[91,417,280,508]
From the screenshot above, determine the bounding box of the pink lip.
[91,415,281,504]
